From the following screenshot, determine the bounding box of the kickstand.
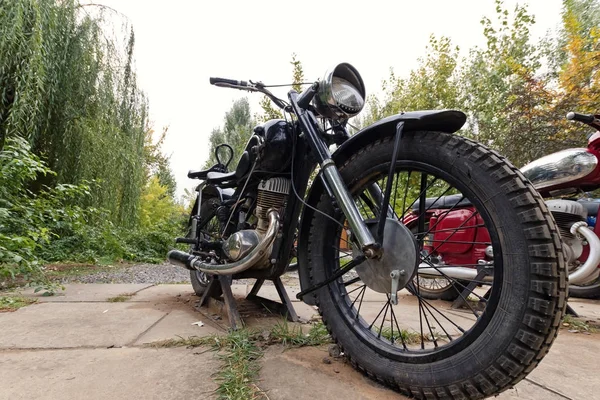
[451,269,489,310]
[246,277,299,322]
[566,303,579,317]
[199,275,244,330]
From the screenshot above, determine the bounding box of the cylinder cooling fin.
[546,200,587,238]
[256,177,290,234]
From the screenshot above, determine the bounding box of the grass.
[214,329,264,400]
[0,296,37,312]
[106,292,136,302]
[376,326,448,345]
[149,320,331,399]
[562,314,599,333]
[44,262,130,280]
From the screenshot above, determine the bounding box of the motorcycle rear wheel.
[305,132,566,399]
[569,276,600,299]
[189,198,221,297]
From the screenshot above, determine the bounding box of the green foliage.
[257,53,305,123]
[364,35,462,127]
[0,0,147,226]
[367,0,600,168]
[0,1,186,288]
[0,296,37,312]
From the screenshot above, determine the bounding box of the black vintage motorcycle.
[168,63,566,399]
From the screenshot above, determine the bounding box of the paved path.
[1,282,599,399]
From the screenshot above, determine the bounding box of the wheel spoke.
[328,162,502,356]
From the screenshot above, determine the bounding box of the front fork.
[289,93,404,259]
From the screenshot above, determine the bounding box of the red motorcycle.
[407,112,600,300]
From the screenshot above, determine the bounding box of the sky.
[87,0,564,197]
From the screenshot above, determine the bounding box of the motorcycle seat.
[206,170,237,183]
[577,200,600,217]
[412,193,472,210]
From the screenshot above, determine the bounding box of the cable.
[285,110,346,231]
[262,82,313,88]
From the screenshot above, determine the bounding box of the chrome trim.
[314,63,365,119]
[321,163,377,250]
[521,149,598,190]
[569,222,600,285]
[418,265,494,282]
[223,230,261,261]
[167,210,280,275]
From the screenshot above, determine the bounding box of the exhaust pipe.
[167,210,280,276]
[418,221,600,285]
[569,221,600,285]
[417,265,494,282]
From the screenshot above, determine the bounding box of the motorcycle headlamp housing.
[313,63,365,119]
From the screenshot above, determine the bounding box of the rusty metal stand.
[566,303,579,317]
[246,277,299,322]
[200,275,243,330]
[451,269,490,310]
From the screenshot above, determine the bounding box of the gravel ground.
[60,263,191,284]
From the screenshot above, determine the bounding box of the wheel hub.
[353,219,419,294]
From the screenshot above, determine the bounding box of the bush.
[0,136,186,289]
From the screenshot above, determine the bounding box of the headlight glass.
[313,63,366,119]
[332,76,364,114]
[521,149,598,190]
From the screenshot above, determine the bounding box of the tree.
[0,0,149,227]
[257,53,305,122]
[204,98,255,170]
[363,35,462,128]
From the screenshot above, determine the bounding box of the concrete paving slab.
[134,309,223,345]
[498,380,566,400]
[0,347,220,400]
[525,332,600,399]
[129,284,194,302]
[0,302,165,349]
[260,345,406,400]
[568,298,600,322]
[19,283,153,302]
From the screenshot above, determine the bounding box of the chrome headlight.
[521,149,598,190]
[314,63,365,119]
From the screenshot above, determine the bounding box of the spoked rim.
[191,205,221,286]
[326,160,502,362]
[414,276,454,293]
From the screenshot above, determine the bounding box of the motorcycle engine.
[255,177,290,235]
[222,177,290,269]
[546,200,587,269]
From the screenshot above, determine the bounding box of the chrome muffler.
[167,210,280,275]
[568,221,600,285]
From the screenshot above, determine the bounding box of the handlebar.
[209,77,249,88]
[567,112,595,124]
[209,76,291,110]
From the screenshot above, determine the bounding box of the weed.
[0,296,36,312]
[148,319,330,399]
[269,320,330,347]
[562,314,599,333]
[106,293,136,302]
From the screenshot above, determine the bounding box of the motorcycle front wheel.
[305,132,566,399]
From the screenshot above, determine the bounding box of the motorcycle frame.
[191,84,468,296]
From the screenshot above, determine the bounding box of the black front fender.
[296,110,466,305]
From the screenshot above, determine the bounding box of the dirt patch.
[260,345,404,400]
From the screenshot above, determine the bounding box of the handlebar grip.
[209,77,248,87]
[567,112,595,124]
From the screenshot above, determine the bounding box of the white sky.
[91,0,564,196]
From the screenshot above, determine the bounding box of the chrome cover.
[521,149,598,190]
